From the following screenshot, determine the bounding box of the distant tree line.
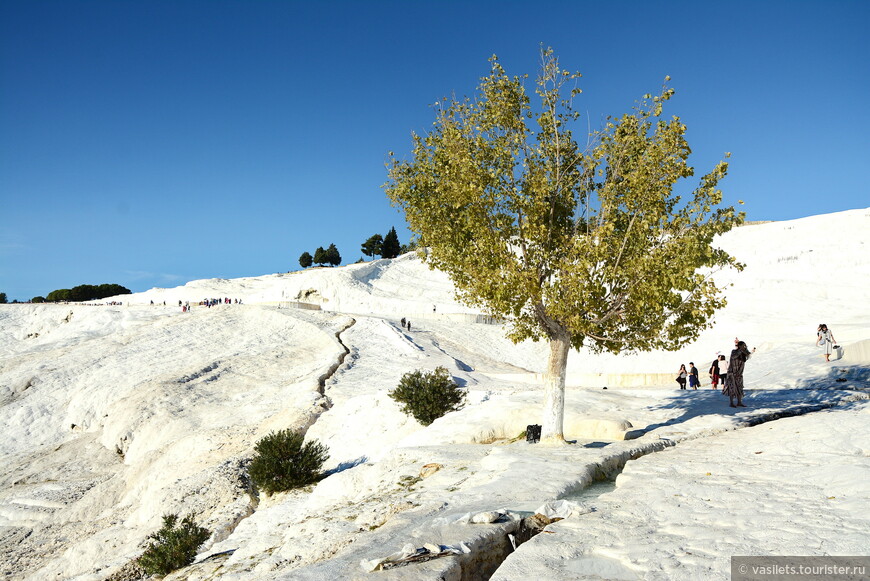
[37,283,132,303]
[296,227,416,269]
[299,243,341,269]
[361,227,411,261]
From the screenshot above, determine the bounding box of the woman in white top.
[717,354,729,389]
[816,323,837,362]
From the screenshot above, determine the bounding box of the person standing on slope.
[717,354,729,388]
[816,323,838,362]
[723,338,751,408]
[676,364,688,390]
[688,362,700,390]
[709,356,720,390]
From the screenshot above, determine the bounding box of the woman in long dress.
[816,324,837,362]
[723,339,751,408]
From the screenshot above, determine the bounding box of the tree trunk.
[541,332,570,443]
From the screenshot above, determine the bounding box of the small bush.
[138,513,210,576]
[389,367,465,426]
[248,429,329,495]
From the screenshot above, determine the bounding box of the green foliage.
[248,429,329,495]
[46,289,70,302]
[313,246,327,266]
[299,251,313,268]
[44,284,131,302]
[389,367,465,426]
[385,49,742,351]
[361,233,383,259]
[138,513,210,576]
[0,292,6,304]
[325,243,341,266]
[384,48,743,439]
[399,239,418,254]
[381,227,401,259]
[31,296,45,303]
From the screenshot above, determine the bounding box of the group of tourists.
[678,337,753,408]
[171,298,244,312]
[400,317,412,331]
[201,297,242,307]
[676,324,840,408]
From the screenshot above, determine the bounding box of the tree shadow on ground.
[325,456,368,477]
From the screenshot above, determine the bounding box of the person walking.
[723,338,751,408]
[688,362,700,390]
[717,354,729,387]
[709,356,720,390]
[676,364,688,390]
[816,324,838,362]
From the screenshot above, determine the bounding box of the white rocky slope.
[0,208,867,580]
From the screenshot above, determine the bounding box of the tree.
[381,226,401,259]
[43,284,131,302]
[248,429,329,495]
[313,246,327,267]
[299,251,313,268]
[0,292,7,304]
[389,367,466,426]
[385,49,743,443]
[361,234,383,260]
[400,239,418,254]
[325,243,341,267]
[138,513,210,576]
[46,288,71,302]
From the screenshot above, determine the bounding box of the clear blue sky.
[2,0,868,302]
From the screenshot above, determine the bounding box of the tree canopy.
[361,234,383,259]
[385,49,743,442]
[313,246,327,267]
[299,251,313,269]
[45,284,131,302]
[325,243,341,267]
[381,227,401,259]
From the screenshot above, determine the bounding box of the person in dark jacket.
[688,362,700,390]
[709,357,720,390]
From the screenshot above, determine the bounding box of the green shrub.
[389,367,465,426]
[248,429,329,495]
[138,513,210,576]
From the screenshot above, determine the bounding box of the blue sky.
[1,0,868,302]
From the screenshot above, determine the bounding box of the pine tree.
[385,48,743,442]
[381,227,401,259]
[361,234,383,259]
[313,246,327,266]
[299,251,313,268]
[138,514,210,576]
[325,243,341,267]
